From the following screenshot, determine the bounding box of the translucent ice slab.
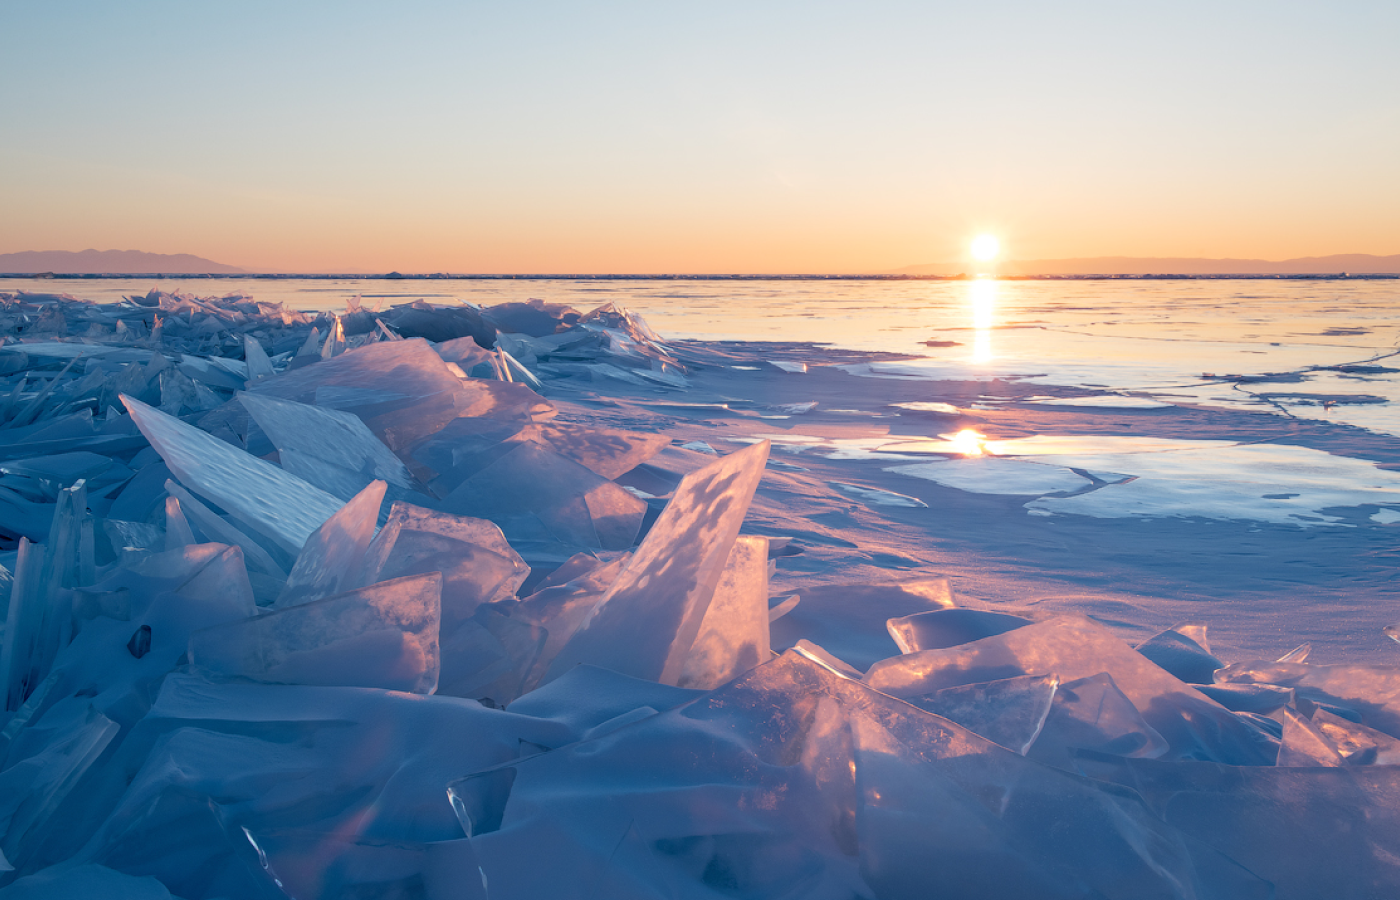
[189,572,441,694]
[360,502,528,630]
[865,615,1272,764]
[123,395,342,554]
[770,578,955,671]
[899,674,1057,755]
[439,441,645,552]
[275,481,386,608]
[543,440,770,686]
[238,392,413,500]
[887,608,1030,653]
[677,535,771,690]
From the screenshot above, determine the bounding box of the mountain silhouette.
[0,249,248,274]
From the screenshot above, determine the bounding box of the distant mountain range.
[894,253,1400,276]
[0,249,247,274]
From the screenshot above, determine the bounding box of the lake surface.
[7,275,1399,438]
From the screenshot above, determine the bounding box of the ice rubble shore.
[0,289,1398,899]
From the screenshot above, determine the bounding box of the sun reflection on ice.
[948,428,988,456]
[969,278,997,363]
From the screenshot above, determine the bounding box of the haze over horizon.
[2,2,1397,274]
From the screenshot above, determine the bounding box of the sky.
[2,1,1398,273]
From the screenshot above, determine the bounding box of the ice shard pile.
[1,288,1399,898]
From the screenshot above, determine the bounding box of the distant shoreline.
[2,272,1397,282]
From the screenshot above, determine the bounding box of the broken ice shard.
[275,480,386,608]
[865,615,1272,764]
[439,440,645,552]
[237,391,414,501]
[188,572,441,693]
[900,674,1057,755]
[771,577,955,671]
[677,535,771,690]
[359,502,528,630]
[123,394,343,554]
[544,440,770,686]
[887,607,1030,653]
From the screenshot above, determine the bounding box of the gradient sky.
[2,1,1397,273]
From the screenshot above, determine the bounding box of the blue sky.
[2,1,1397,271]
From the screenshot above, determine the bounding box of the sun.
[971,235,1000,262]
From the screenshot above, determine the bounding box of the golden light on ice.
[971,234,1000,261]
[948,429,988,456]
[969,278,997,363]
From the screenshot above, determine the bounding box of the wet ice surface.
[1,282,1399,898]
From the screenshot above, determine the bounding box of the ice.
[676,535,771,689]
[360,502,528,633]
[886,608,1030,653]
[464,651,1265,900]
[1308,708,1400,764]
[866,615,1273,764]
[123,395,342,555]
[886,457,1099,496]
[434,606,545,704]
[1214,658,1400,738]
[439,440,646,553]
[188,572,442,694]
[275,480,386,608]
[1109,757,1400,899]
[1026,672,1171,771]
[0,705,118,872]
[2,480,88,711]
[161,480,287,581]
[504,664,702,745]
[1277,708,1343,766]
[831,482,928,508]
[771,577,955,671]
[0,864,178,899]
[237,392,414,501]
[899,674,1057,754]
[542,440,770,686]
[1135,625,1225,684]
[508,553,631,693]
[161,497,195,550]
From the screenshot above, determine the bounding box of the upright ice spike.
[243,334,276,383]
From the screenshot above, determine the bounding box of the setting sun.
[971,235,1000,262]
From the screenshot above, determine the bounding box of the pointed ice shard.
[122,394,343,554]
[1214,659,1400,738]
[275,480,386,608]
[1,480,88,710]
[238,391,414,501]
[543,441,769,686]
[677,535,770,689]
[188,572,441,693]
[242,334,276,383]
[1309,708,1400,765]
[904,674,1058,755]
[360,502,528,630]
[1026,672,1169,770]
[1135,626,1224,684]
[163,496,196,549]
[1277,708,1344,766]
[162,479,287,579]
